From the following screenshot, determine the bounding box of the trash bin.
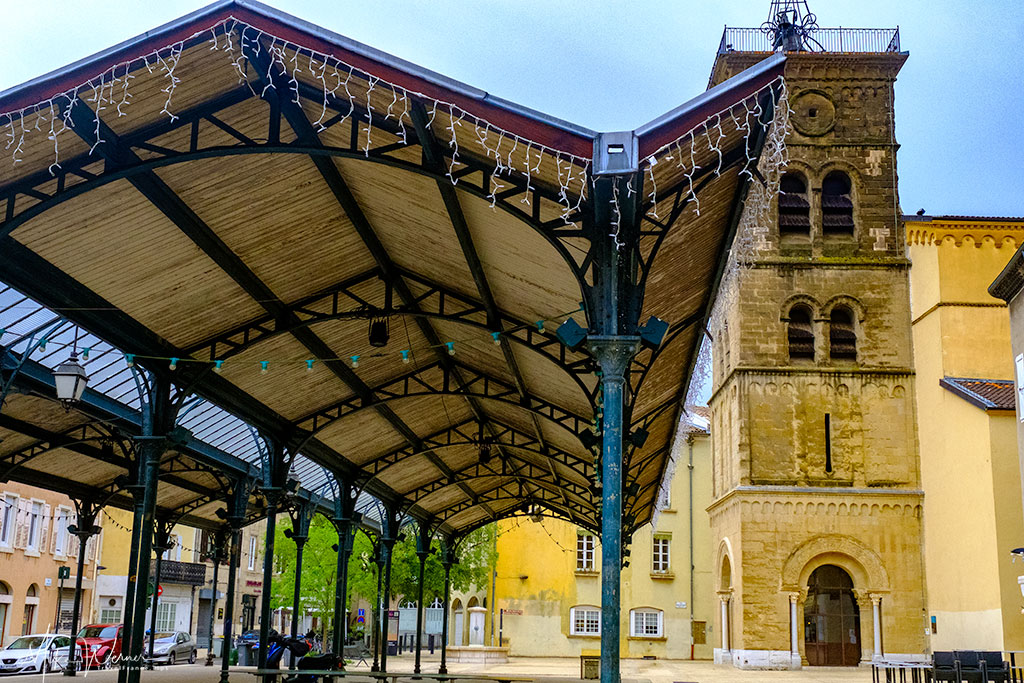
[237,643,255,666]
[212,636,224,658]
[229,648,238,666]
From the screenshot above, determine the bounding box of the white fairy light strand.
[0,15,590,226]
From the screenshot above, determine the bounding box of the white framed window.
[26,501,42,550]
[570,606,600,635]
[652,536,670,573]
[155,602,177,632]
[248,536,257,571]
[630,609,663,638]
[576,534,596,571]
[53,507,71,556]
[659,486,672,511]
[0,494,17,547]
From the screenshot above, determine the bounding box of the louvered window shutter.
[14,500,29,549]
[39,504,50,552]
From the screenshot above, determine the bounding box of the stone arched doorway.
[803,565,860,666]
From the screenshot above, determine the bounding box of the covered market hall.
[0,3,788,683]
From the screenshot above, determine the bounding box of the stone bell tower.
[705,6,928,669]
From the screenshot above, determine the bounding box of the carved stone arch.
[780,534,890,594]
[718,537,735,591]
[822,295,866,323]
[780,293,822,322]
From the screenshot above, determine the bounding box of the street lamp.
[53,353,88,412]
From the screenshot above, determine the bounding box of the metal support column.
[63,500,101,676]
[258,440,288,681]
[378,538,395,673]
[330,484,357,661]
[586,141,643,683]
[205,529,227,666]
[126,375,174,683]
[438,546,456,675]
[285,498,314,669]
[117,473,145,683]
[589,337,638,683]
[221,480,253,683]
[148,520,175,669]
[370,547,383,672]
[413,525,432,675]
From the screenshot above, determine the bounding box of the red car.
[76,624,123,669]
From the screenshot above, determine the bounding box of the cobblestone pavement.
[0,656,875,683]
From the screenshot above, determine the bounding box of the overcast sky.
[2,0,1022,217]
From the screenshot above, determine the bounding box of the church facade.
[705,41,929,668]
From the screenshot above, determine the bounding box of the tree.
[269,515,339,644]
[271,515,498,643]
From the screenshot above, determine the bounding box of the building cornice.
[707,485,924,514]
[709,365,914,404]
[906,216,1024,249]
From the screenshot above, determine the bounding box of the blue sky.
[2,0,1022,217]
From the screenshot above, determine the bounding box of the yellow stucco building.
[907,215,1024,651]
[491,420,713,660]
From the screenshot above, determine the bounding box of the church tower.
[706,5,927,669]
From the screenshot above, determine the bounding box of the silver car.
[0,634,72,674]
[143,631,197,665]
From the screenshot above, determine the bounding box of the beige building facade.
[706,47,928,669]
[0,482,102,646]
[908,216,1024,652]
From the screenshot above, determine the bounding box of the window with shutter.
[788,305,815,361]
[0,494,17,547]
[821,171,854,234]
[829,306,857,361]
[14,499,30,549]
[38,504,50,552]
[779,172,810,236]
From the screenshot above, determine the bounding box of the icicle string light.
[0,16,591,229]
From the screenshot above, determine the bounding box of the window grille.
[570,606,600,635]
[100,608,122,623]
[577,534,596,571]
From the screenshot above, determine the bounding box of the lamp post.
[53,353,88,412]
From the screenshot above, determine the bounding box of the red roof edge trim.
[636,53,786,158]
[0,1,595,158]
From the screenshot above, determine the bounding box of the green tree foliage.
[269,516,497,642]
[269,515,339,642]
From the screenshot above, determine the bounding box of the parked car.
[143,631,197,665]
[0,634,72,674]
[76,624,123,669]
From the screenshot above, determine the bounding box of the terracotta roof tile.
[939,377,1016,411]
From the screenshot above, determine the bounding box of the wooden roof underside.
[0,1,784,537]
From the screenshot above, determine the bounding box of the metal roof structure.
[0,0,786,541]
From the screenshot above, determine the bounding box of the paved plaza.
[0,657,876,683]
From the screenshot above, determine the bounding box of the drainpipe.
[688,434,695,661]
